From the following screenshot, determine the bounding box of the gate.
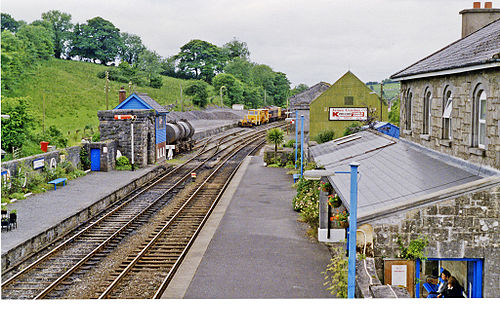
[90,148,101,171]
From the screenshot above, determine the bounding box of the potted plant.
[330,209,349,228]
[328,194,342,208]
[319,181,332,192]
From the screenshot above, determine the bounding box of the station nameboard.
[329,107,367,121]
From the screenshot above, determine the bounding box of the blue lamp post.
[295,110,298,167]
[300,115,304,178]
[347,162,360,298]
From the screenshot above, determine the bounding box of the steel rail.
[98,130,269,299]
[30,129,270,299]
[2,128,251,288]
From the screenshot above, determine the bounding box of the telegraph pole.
[380,83,383,121]
[42,93,46,136]
[180,83,183,112]
[105,71,109,110]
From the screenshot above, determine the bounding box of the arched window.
[405,90,412,131]
[472,86,487,148]
[423,88,432,135]
[442,87,453,140]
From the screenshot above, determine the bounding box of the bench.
[48,177,67,190]
[423,282,439,293]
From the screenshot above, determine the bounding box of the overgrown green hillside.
[15,58,200,146]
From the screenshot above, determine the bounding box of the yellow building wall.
[309,71,388,140]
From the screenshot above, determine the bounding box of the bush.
[322,243,348,298]
[116,155,132,171]
[343,123,362,136]
[314,130,335,144]
[293,178,320,228]
[80,148,90,170]
[283,139,295,148]
[92,131,100,142]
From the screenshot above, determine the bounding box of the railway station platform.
[162,153,334,298]
[0,120,241,268]
[1,166,156,259]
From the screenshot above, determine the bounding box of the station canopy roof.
[309,130,500,219]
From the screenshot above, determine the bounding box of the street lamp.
[304,162,360,299]
[220,86,226,107]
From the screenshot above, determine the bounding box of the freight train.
[165,119,195,152]
[238,106,286,127]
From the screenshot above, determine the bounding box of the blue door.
[90,148,101,171]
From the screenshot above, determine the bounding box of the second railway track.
[1,122,285,299]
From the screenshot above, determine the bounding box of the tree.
[1,13,23,32]
[388,98,400,125]
[270,72,291,107]
[69,17,122,65]
[1,30,28,93]
[137,49,163,88]
[212,73,244,106]
[243,84,264,109]
[1,97,33,152]
[290,83,309,96]
[17,24,54,60]
[175,39,226,82]
[119,32,145,65]
[160,55,177,77]
[222,37,250,60]
[41,10,73,58]
[185,80,209,108]
[224,58,254,84]
[266,128,284,159]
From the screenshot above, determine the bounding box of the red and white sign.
[114,115,137,120]
[329,107,367,121]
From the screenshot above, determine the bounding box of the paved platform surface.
[163,155,334,298]
[1,167,154,255]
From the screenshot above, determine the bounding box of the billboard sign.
[329,107,367,121]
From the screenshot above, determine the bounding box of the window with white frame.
[405,91,412,131]
[442,87,453,140]
[472,87,487,149]
[423,88,432,135]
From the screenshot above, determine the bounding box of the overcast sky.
[1,0,480,86]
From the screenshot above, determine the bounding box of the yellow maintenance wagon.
[239,109,269,127]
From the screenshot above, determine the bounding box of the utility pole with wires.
[180,83,183,112]
[380,83,383,121]
[105,71,109,110]
[42,93,46,137]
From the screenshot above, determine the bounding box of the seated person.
[428,269,451,298]
[442,276,464,298]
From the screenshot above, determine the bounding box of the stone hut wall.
[399,68,500,169]
[98,109,155,168]
[365,184,500,297]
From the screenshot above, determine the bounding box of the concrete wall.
[399,68,500,170]
[1,146,81,178]
[366,184,500,297]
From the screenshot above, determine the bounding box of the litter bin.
[40,141,49,152]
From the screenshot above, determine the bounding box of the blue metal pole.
[347,162,359,299]
[300,115,304,178]
[415,259,421,298]
[295,110,298,167]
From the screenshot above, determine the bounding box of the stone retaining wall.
[1,146,81,178]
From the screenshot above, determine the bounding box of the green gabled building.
[309,71,388,140]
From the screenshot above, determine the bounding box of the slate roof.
[289,82,330,108]
[391,18,500,79]
[309,131,492,217]
[136,93,169,114]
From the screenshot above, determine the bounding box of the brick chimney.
[460,2,500,38]
[119,87,127,104]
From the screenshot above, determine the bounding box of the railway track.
[1,122,284,299]
[0,127,250,282]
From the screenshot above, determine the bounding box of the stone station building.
[309,3,500,298]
